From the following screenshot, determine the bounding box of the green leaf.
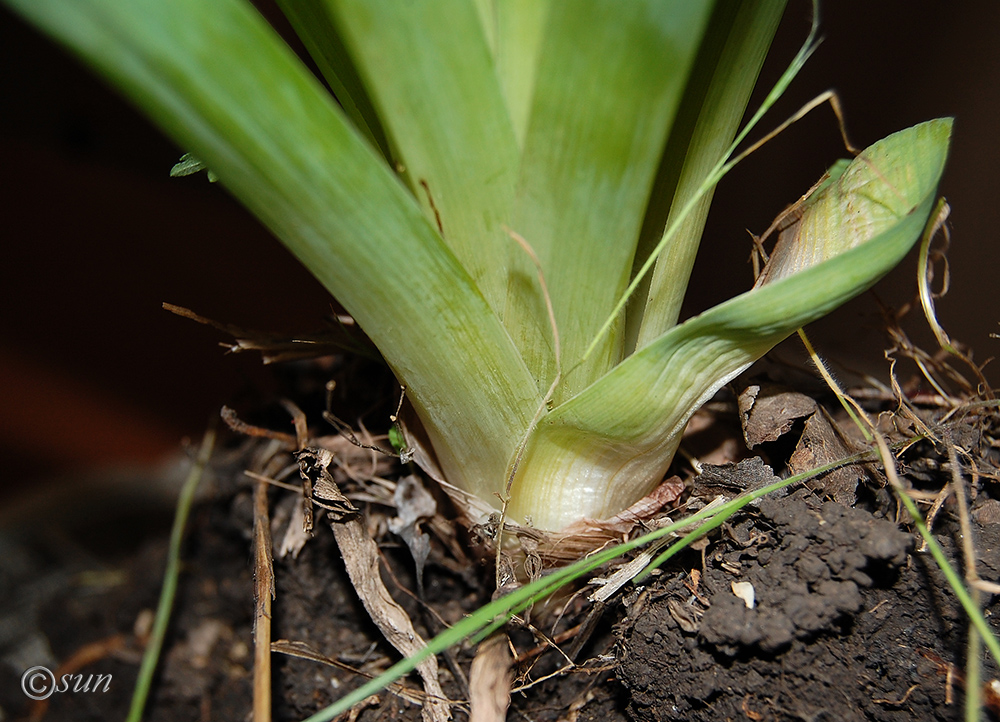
[322,0,521,318]
[4,0,542,500]
[169,151,218,182]
[629,0,787,349]
[274,0,392,160]
[491,0,551,147]
[504,0,715,400]
[508,119,952,528]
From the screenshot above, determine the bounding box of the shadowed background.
[1,1,997,493]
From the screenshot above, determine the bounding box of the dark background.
[2,1,998,492]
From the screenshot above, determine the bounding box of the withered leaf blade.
[387,475,437,595]
[692,457,782,504]
[667,598,702,634]
[738,382,817,448]
[295,447,359,524]
[468,635,512,722]
[788,410,864,505]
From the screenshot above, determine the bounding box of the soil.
[2,366,999,721]
[620,492,1000,721]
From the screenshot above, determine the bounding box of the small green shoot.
[127,426,215,722]
[169,152,218,182]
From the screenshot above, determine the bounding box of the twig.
[221,406,297,446]
[270,640,427,705]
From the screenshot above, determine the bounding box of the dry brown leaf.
[788,409,865,505]
[538,476,686,565]
[329,519,451,722]
[293,449,450,721]
[738,382,817,448]
[388,475,437,594]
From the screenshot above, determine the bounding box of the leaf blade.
[630,0,787,349]
[323,0,521,318]
[506,0,716,399]
[4,0,541,499]
[509,119,952,527]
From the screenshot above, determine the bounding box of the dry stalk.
[252,479,274,722]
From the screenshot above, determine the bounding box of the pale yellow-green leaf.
[505,0,715,399]
[322,0,521,317]
[631,0,787,349]
[508,119,951,528]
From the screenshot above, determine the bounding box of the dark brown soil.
[2,391,999,721]
[619,490,1000,721]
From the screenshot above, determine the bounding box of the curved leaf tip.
[758,117,952,285]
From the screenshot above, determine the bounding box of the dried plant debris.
[468,635,513,722]
[690,457,783,503]
[738,382,818,448]
[738,380,869,504]
[294,449,452,722]
[206,308,1000,722]
[223,404,454,721]
[388,475,438,595]
[296,447,360,532]
[787,408,867,505]
[163,302,377,362]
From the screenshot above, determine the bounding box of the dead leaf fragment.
[667,598,702,634]
[738,382,817,448]
[692,458,781,503]
[295,452,450,722]
[388,475,437,594]
[788,410,863,505]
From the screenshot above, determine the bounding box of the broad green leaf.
[4,0,541,498]
[509,119,951,528]
[630,0,787,350]
[322,0,521,318]
[505,0,715,400]
[274,0,392,160]
[492,0,551,147]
